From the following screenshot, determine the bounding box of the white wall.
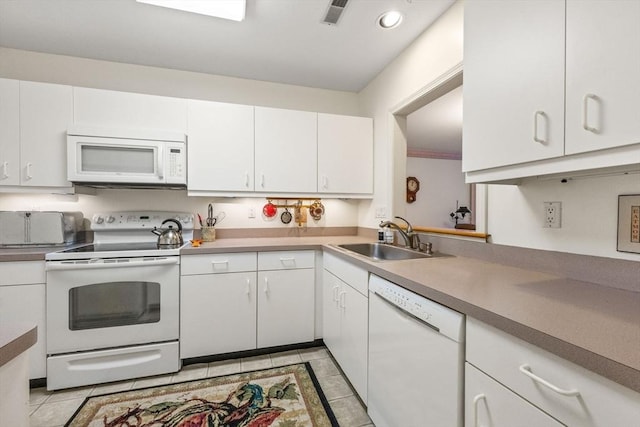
[487,174,640,261]
[0,48,359,114]
[405,157,470,228]
[0,191,359,230]
[357,1,464,227]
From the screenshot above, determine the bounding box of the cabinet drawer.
[323,252,368,296]
[465,363,563,426]
[0,261,45,285]
[467,317,640,426]
[258,250,314,270]
[181,252,256,275]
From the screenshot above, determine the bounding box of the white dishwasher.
[368,274,465,427]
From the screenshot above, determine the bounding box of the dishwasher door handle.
[372,291,440,332]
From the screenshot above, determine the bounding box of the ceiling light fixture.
[136,0,246,22]
[377,10,403,29]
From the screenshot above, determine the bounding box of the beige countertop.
[0,323,37,369]
[2,236,638,392]
[182,236,640,393]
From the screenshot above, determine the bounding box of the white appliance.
[368,274,465,427]
[0,211,83,246]
[45,211,193,390]
[67,126,187,187]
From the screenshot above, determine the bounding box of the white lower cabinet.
[322,252,368,402]
[0,261,46,379]
[180,253,257,359]
[180,251,315,358]
[257,251,315,348]
[465,363,563,426]
[466,317,640,426]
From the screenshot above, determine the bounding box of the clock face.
[407,177,419,192]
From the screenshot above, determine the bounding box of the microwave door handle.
[157,145,164,180]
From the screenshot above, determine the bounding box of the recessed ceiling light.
[377,10,403,29]
[136,0,246,22]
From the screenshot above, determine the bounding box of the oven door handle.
[46,257,179,271]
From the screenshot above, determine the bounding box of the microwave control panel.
[166,143,186,183]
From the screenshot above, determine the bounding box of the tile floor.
[29,346,374,427]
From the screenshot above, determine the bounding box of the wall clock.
[406,176,420,203]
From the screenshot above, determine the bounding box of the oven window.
[69,281,160,330]
[81,145,155,174]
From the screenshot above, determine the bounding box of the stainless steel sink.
[337,243,448,261]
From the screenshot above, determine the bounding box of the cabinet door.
[318,113,373,194]
[19,81,72,187]
[322,270,342,357]
[463,0,565,172]
[257,269,315,348]
[255,107,317,193]
[187,100,254,192]
[180,273,257,358]
[0,283,46,379]
[337,281,368,403]
[565,0,640,154]
[73,87,187,132]
[465,363,564,427]
[0,79,20,186]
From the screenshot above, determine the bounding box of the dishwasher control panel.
[369,274,464,342]
[374,281,435,325]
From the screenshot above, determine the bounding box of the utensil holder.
[201,226,216,242]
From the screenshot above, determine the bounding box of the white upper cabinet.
[318,113,373,194]
[73,87,187,132]
[0,79,20,186]
[565,0,640,155]
[463,0,640,182]
[463,0,566,172]
[20,81,73,187]
[255,107,317,193]
[187,100,254,193]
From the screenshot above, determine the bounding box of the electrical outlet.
[248,208,256,218]
[544,201,562,228]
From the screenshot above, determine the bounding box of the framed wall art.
[617,194,640,254]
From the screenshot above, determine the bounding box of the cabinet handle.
[1,162,8,179]
[339,291,346,308]
[25,162,33,180]
[279,257,296,266]
[322,175,328,190]
[472,393,486,427]
[244,172,250,188]
[211,260,229,271]
[332,285,340,302]
[519,364,580,396]
[533,111,546,144]
[264,276,269,294]
[245,278,251,296]
[582,93,598,133]
[157,145,164,179]
[260,173,265,188]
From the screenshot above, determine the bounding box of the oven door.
[46,256,179,354]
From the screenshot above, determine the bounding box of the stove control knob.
[94,216,104,224]
[106,216,116,224]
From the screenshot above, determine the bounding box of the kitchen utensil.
[281,208,292,224]
[151,218,184,248]
[263,201,277,218]
[207,204,215,226]
[310,201,325,220]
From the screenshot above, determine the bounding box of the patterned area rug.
[65,362,339,427]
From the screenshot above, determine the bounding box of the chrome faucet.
[379,216,420,249]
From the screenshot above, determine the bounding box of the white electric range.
[44,211,194,390]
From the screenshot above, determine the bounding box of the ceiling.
[0,0,455,92]
[407,85,462,155]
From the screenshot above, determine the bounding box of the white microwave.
[67,126,187,187]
